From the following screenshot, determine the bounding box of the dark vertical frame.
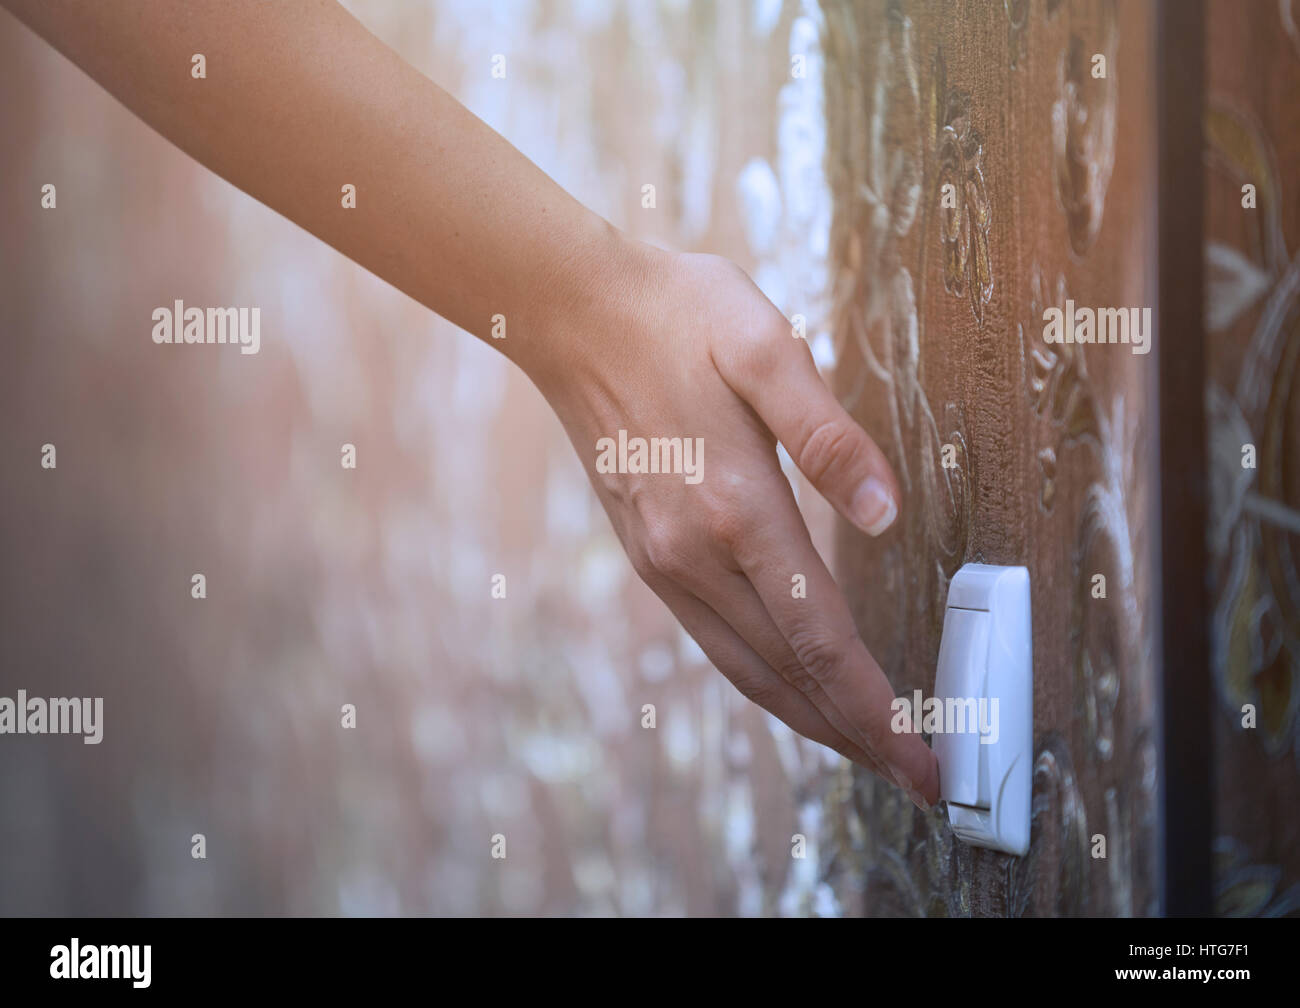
[1155,0,1211,916]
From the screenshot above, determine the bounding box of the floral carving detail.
[1205,99,1300,762]
[1215,837,1300,916]
[933,49,994,324]
[1051,16,1118,256]
[1017,259,1157,912]
[1007,738,1088,916]
[843,18,974,616]
[1019,270,1102,488]
[1005,0,1030,70]
[1284,0,1300,63]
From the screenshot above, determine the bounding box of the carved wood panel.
[1205,0,1300,917]
[820,0,1159,915]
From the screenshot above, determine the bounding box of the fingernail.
[888,766,929,812]
[850,477,897,536]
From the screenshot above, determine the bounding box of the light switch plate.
[933,563,1032,856]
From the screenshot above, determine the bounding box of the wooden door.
[820,0,1161,915]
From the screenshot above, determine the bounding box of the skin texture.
[2,0,939,808]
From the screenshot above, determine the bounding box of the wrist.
[505,219,666,395]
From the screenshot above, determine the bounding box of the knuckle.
[788,627,854,688]
[728,671,781,711]
[702,496,752,551]
[735,329,784,383]
[715,321,788,388]
[776,657,824,698]
[797,418,861,486]
[628,549,660,587]
[641,522,690,580]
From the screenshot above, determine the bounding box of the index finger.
[732,492,939,806]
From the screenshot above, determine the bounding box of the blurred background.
[0,0,846,915]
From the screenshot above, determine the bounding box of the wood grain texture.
[820,0,1159,915]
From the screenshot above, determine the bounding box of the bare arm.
[4,0,939,807]
[3,0,608,376]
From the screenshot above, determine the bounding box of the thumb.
[726,332,901,536]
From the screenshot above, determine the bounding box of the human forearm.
[2,0,619,373]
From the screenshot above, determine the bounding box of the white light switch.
[934,607,989,809]
[933,563,1032,856]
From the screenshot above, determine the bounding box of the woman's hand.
[524,236,939,810]
[0,0,937,809]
